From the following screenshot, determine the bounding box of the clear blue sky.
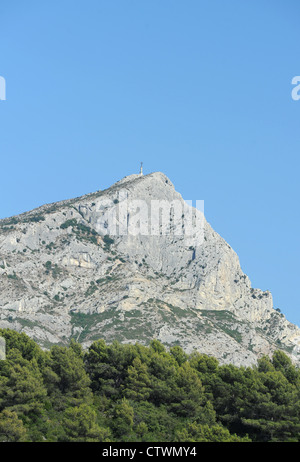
[1,1,300,326]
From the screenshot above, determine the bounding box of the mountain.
[0,171,299,367]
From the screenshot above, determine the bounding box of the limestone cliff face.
[0,172,299,366]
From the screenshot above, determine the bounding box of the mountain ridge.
[0,171,299,367]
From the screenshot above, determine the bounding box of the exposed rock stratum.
[0,172,299,367]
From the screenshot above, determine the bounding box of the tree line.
[0,328,299,442]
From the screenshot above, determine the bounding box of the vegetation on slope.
[0,328,299,442]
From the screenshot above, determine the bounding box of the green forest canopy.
[0,328,299,442]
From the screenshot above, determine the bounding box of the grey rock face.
[0,171,299,366]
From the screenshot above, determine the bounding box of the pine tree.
[63,404,112,442]
[112,398,134,438]
[0,409,27,442]
[125,357,152,401]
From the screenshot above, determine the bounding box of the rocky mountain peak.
[0,172,299,367]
